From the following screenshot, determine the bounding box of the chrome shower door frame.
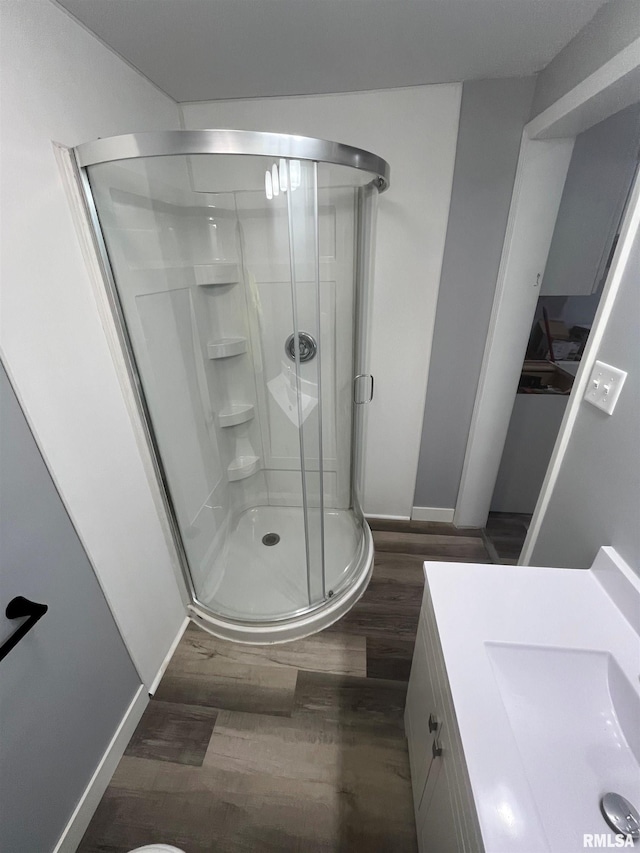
[71,130,388,642]
[74,129,390,191]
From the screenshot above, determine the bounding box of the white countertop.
[424,549,640,853]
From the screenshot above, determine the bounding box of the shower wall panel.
[236,187,355,510]
[89,162,264,591]
[135,287,224,585]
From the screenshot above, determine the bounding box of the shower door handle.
[354,374,374,404]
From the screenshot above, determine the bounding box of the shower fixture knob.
[285,332,317,363]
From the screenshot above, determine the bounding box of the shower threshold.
[190,505,374,644]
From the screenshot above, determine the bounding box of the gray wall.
[530,216,640,573]
[413,77,535,511]
[491,395,569,514]
[540,102,640,297]
[0,362,141,852]
[530,0,640,119]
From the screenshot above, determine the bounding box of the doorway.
[484,102,640,563]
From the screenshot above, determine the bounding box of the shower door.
[75,130,389,642]
[82,144,373,635]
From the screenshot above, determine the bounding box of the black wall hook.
[0,596,48,663]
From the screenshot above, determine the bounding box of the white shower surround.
[81,137,384,641]
[181,85,463,518]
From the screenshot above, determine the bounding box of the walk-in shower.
[74,130,389,642]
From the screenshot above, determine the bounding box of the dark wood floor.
[482,511,531,565]
[79,520,490,853]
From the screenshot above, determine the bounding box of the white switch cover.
[584,360,627,415]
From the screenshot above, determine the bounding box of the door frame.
[520,166,640,564]
[453,38,640,540]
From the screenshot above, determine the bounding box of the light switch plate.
[584,359,627,415]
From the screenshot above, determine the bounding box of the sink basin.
[486,643,640,850]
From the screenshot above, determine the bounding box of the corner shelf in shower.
[218,403,255,428]
[227,455,260,482]
[194,262,239,286]
[207,337,248,359]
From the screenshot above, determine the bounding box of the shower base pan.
[188,505,374,644]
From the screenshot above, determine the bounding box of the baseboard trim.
[411,506,455,523]
[148,616,189,696]
[365,514,411,521]
[53,683,148,853]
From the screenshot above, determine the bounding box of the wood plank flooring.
[79,519,490,853]
[482,511,531,565]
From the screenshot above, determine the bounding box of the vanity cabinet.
[405,583,484,853]
[417,752,463,853]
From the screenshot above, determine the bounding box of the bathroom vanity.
[405,548,640,852]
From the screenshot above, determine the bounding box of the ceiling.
[55,0,608,102]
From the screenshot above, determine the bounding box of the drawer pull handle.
[428,713,438,733]
[432,739,443,759]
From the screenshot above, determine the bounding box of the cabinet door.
[541,103,640,296]
[405,614,438,810]
[417,754,464,853]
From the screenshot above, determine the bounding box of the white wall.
[182,85,462,517]
[0,0,185,686]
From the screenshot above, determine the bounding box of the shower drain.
[262,533,280,546]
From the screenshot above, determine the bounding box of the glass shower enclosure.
[74,130,389,642]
